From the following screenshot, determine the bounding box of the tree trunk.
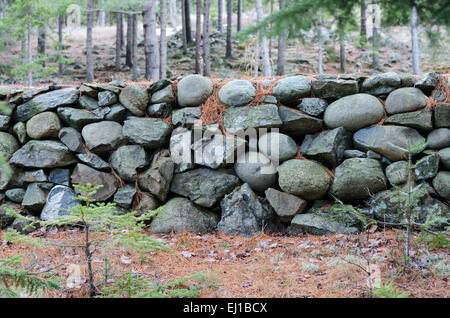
[256,0,271,76]
[115,13,121,71]
[276,0,286,75]
[185,0,193,43]
[218,0,223,32]
[225,0,233,59]
[86,0,94,83]
[160,0,168,79]
[27,19,32,87]
[203,0,211,76]
[121,15,126,50]
[144,2,160,80]
[269,0,274,58]
[237,0,242,32]
[126,14,133,67]
[360,0,367,50]
[37,26,46,67]
[132,13,139,80]
[411,0,420,75]
[372,0,379,68]
[169,0,177,28]
[99,1,105,26]
[195,0,202,74]
[181,0,188,53]
[58,15,64,75]
[318,8,323,74]
[339,35,345,73]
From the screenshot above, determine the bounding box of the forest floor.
[2,22,450,86]
[0,228,448,298]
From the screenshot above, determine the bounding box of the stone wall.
[0,72,449,237]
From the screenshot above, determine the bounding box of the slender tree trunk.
[411,0,420,75]
[276,0,286,76]
[26,19,32,87]
[225,0,233,59]
[86,0,94,83]
[185,0,193,43]
[121,15,125,50]
[181,0,188,53]
[203,0,211,76]
[115,13,121,71]
[339,34,345,73]
[99,1,105,26]
[132,13,139,80]
[144,1,160,80]
[126,14,133,67]
[360,0,367,50]
[160,0,168,79]
[372,0,379,68]
[237,0,242,32]
[37,26,46,67]
[254,37,260,77]
[218,0,223,32]
[169,0,177,28]
[195,0,202,74]
[256,0,271,76]
[58,15,64,75]
[105,10,110,26]
[318,8,323,74]
[269,0,274,58]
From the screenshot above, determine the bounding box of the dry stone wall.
[0,72,449,237]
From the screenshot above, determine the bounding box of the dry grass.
[2,228,447,298]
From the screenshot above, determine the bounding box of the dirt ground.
[1,228,448,298]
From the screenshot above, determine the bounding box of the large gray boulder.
[288,213,359,235]
[298,98,328,116]
[0,202,19,229]
[311,79,359,100]
[265,188,307,222]
[170,128,195,173]
[223,104,282,133]
[324,93,384,131]
[415,154,439,181]
[361,72,401,96]
[58,127,85,153]
[415,72,439,94]
[234,152,278,194]
[218,80,255,106]
[150,85,176,105]
[138,157,174,202]
[0,132,19,160]
[123,117,172,149]
[13,122,27,144]
[76,153,110,171]
[150,197,219,234]
[26,112,61,139]
[177,74,214,107]
[22,183,47,214]
[5,188,26,203]
[170,168,241,208]
[258,132,297,163]
[302,127,352,168]
[384,110,433,132]
[370,184,449,230]
[40,186,80,221]
[82,121,125,153]
[110,145,150,182]
[438,148,450,170]
[278,106,323,137]
[0,115,10,131]
[172,107,202,128]
[434,104,450,128]
[272,75,311,106]
[217,183,277,237]
[119,85,149,116]
[57,107,102,129]
[10,140,77,168]
[353,125,426,161]
[14,88,79,122]
[385,87,428,115]
[385,161,409,185]
[432,171,450,201]
[330,158,387,201]
[98,91,118,107]
[71,164,119,201]
[427,128,450,149]
[278,159,331,200]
